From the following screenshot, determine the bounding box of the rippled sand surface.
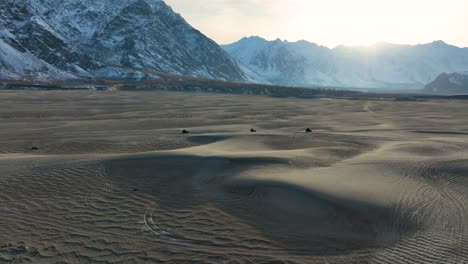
[1,91,468,263]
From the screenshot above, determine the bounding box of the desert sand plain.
[0,90,468,263]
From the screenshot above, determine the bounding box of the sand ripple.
[1,91,468,263]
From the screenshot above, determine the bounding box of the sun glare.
[165,0,468,47]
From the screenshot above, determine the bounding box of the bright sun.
[165,0,468,47]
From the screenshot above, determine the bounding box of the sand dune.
[0,91,468,263]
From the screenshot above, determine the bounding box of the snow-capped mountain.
[424,72,468,94]
[223,37,468,89]
[0,0,245,81]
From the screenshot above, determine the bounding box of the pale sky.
[164,0,468,48]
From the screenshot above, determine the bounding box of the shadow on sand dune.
[102,153,419,256]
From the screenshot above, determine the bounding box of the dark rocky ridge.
[424,72,468,94]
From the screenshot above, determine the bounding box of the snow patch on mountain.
[0,39,76,80]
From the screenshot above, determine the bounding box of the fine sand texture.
[1,90,468,263]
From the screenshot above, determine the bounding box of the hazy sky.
[164,0,468,48]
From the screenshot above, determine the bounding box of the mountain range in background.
[223,37,468,90]
[0,0,467,94]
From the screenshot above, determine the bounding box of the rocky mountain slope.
[0,0,245,81]
[424,72,468,94]
[223,37,468,89]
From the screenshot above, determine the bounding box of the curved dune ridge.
[1,91,468,263]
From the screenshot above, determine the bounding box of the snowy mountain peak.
[241,36,267,41]
[0,0,245,81]
[430,40,449,46]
